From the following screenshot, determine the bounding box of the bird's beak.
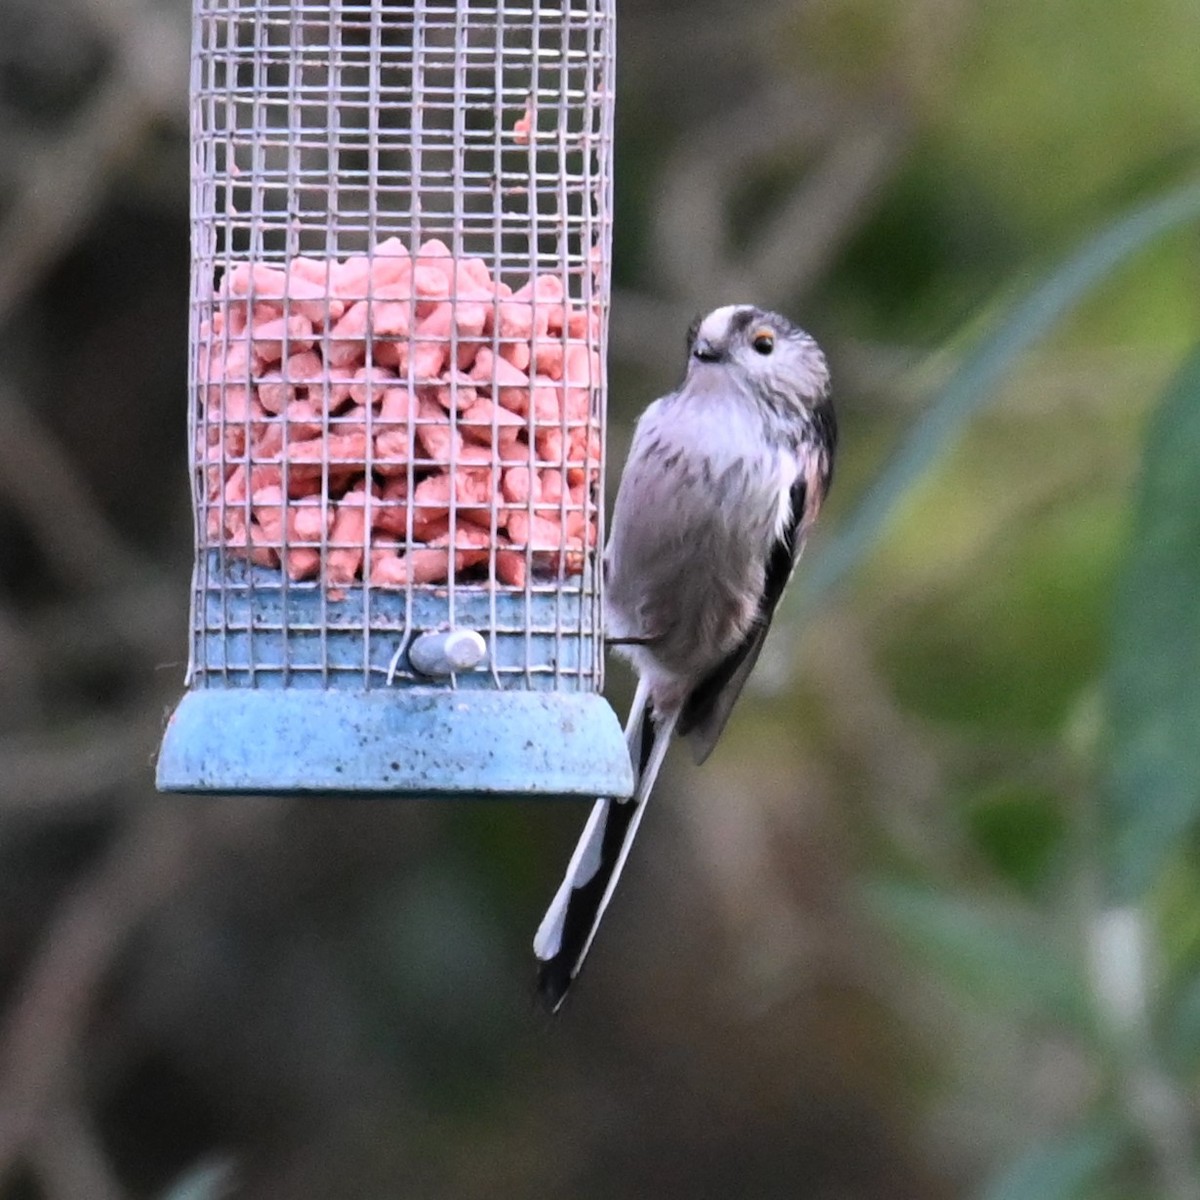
[692,337,723,363]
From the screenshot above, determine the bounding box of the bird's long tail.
[533,679,677,1012]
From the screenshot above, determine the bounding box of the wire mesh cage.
[156,0,633,797]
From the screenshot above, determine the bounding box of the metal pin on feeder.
[408,629,487,676]
[156,0,632,798]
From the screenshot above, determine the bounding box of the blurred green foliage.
[980,1120,1126,1200]
[755,8,1200,1194]
[849,192,1200,1195]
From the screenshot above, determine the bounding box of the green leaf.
[863,880,1087,1024]
[1161,971,1200,1075]
[800,176,1200,607]
[980,1122,1125,1200]
[1104,346,1200,899]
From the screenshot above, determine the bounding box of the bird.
[533,303,837,1011]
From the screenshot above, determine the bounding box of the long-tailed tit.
[534,304,837,1011]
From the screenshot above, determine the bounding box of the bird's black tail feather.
[535,792,639,1010]
[533,684,672,1012]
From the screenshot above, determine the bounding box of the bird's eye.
[752,329,775,355]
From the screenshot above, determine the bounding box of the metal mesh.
[188,0,614,693]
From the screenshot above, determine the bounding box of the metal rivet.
[408,629,487,677]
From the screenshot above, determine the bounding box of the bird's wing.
[677,470,813,763]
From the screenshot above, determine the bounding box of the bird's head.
[684,304,830,417]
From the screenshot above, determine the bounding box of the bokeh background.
[2,0,1200,1197]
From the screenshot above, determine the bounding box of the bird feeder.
[157,0,633,798]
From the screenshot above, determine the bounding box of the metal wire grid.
[188,0,614,692]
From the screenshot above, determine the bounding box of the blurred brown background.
[1,0,1198,1197]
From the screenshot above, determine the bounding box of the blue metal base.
[156,687,634,798]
